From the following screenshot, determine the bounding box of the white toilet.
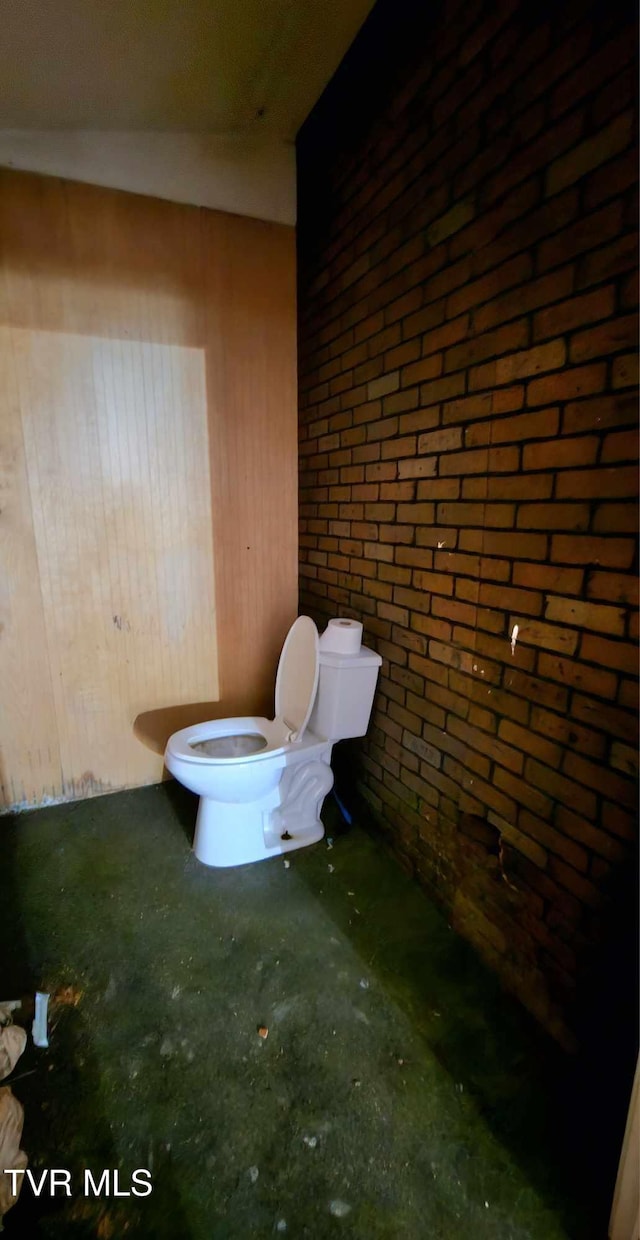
[164,616,381,867]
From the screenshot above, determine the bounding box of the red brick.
[384,388,420,416]
[551,534,635,570]
[478,582,543,616]
[510,617,578,657]
[446,254,532,319]
[463,473,553,501]
[555,465,639,500]
[451,320,530,379]
[416,479,461,500]
[380,435,416,460]
[385,339,421,369]
[414,569,455,597]
[395,502,435,525]
[600,429,640,464]
[570,314,639,364]
[460,530,547,560]
[496,339,566,385]
[537,652,617,700]
[533,286,616,341]
[420,314,470,355]
[493,766,553,820]
[483,407,559,445]
[437,502,515,529]
[430,594,476,628]
[397,456,437,480]
[417,427,463,455]
[384,286,423,325]
[564,750,637,809]
[545,595,625,636]
[587,570,639,607]
[483,111,584,206]
[612,353,639,390]
[364,502,396,520]
[526,757,597,820]
[439,446,520,476]
[570,694,635,739]
[577,233,638,288]
[448,716,524,775]
[563,392,638,435]
[580,634,638,676]
[547,858,602,908]
[601,801,637,843]
[398,403,440,433]
[402,300,446,341]
[434,550,510,582]
[401,354,444,386]
[520,809,589,872]
[474,267,574,335]
[503,667,567,713]
[610,740,639,779]
[523,436,599,471]
[538,201,624,272]
[593,60,636,126]
[419,373,466,405]
[517,503,590,532]
[527,364,606,406]
[512,562,584,595]
[551,32,634,117]
[531,706,605,761]
[554,806,626,863]
[545,113,634,196]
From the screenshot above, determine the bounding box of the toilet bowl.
[164,616,381,868]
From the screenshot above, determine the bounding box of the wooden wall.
[0,168,297,810]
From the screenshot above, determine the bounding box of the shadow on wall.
[133,691,272,757]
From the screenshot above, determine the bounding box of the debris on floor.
[329,1199,352,1217]
[51,984,83,1009]
[32,991,50,1048]
[257,1025,269,1039]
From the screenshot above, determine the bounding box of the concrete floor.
[0,782,614,1238]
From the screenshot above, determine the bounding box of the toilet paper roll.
[319,617,363,654]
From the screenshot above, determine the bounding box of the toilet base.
[193,796,326,867]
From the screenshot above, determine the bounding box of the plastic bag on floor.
[0,1023,27,1082]
[0,1086,28,1220]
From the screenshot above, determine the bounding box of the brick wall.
[297,0,639,1047]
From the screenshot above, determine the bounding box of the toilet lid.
[274,616,320,742]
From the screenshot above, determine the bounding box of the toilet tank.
[308,646,382,742]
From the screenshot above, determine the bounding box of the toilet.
[164,616,381,867]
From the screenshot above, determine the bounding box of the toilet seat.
[166,716,290,766]
[166,615,322,768]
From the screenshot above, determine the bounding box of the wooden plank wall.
[0,169,298,809]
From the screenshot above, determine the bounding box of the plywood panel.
[0,323,61,808]
[204,211,298,714]
[0,168,297,809]
[15,327,217,798]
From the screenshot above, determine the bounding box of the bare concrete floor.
[0,782,620,1237]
